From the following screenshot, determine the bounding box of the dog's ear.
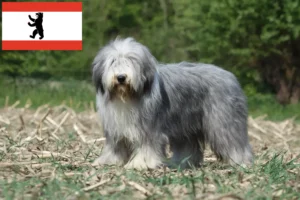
[92,53,105,94]
[141,48,157,94]
[92,39,118,95]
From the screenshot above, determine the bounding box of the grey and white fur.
[92,37,253,169]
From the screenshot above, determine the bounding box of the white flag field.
[2,2,82,50]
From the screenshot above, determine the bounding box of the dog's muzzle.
[110,74,133,102]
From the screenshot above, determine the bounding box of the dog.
[91,37,253,169]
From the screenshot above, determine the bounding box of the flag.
[2,2,82,50]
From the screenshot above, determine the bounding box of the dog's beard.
[110,83,134,103]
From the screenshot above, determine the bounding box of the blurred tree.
[172,0,300,104]
[1,0,299,104]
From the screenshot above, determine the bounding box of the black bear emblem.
[28,12,44,40]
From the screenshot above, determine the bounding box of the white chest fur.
[96,94,142,143]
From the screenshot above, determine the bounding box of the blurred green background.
[0,0,299,121]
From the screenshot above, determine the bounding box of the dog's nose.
[117,74,126,84]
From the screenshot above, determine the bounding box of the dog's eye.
[110,59,115,66]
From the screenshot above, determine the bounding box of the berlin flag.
[2,2,82,50]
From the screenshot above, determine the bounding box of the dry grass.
[0,101,299,199]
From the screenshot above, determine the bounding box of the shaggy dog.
[92,37,253,169]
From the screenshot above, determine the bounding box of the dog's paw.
[124,160,149,170]
[92,155,122,167]
[124,156,161,170]
[91,156,107,167]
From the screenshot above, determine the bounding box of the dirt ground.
[0,103,299,199]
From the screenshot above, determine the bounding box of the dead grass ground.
[0,102,299,199]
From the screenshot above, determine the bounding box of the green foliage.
[1,0,300,103]
[172,0,300,93]
[173,0,300,62]
[0,76,95,111]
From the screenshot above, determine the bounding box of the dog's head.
[92,37,157,102]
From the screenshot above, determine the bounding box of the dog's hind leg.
[169,136,204,169]
[204,110,253,166]
[210,137,253,167]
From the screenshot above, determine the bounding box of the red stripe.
[2,2,82,12]
[2,41,82,50]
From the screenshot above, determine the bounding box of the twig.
[18,115,25,131]
[0,115,10,125]
[280,120,291,130]
[46,116,63,130]
[126,181,152,196]
[87,138,106,143]
[205,157,217,162]
[10,100,20,109]
[64,172,83,176]
[254,115,268,121]
[83,179,111,192]
[0,161,39,167]
[215,194,243,200]
[24,99,32,108]
[54,110,67,122]
[5,96,9,108]
[75,120,89,132]
[20,134,37,145]
[74,123,86,143]
[50,112,70,139]
[40,109,52,122]
[248,117,267,134]
[31,163,53,168]
[37,109,52,138]
[90,101,95,112]
[33,104,49,119]
[248,130,262,141]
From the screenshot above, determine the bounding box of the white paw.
[92,155,122,167]
[124,153,162,170]
[92,156,109,167]
[124,160,149,170]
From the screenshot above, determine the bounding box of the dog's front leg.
[92,137,130,166]
[124,143,165,170]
